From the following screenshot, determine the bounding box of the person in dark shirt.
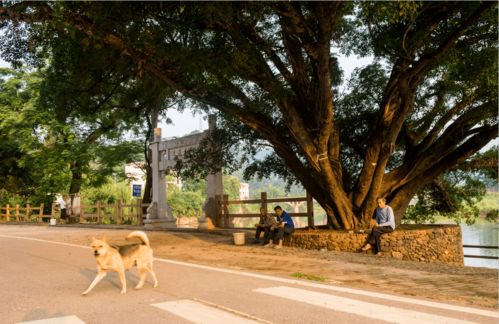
[264,205,295,249]
[252,207,276,244]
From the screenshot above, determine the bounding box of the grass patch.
[290,272,326,282]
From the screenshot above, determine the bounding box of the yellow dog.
[82,231,158,295]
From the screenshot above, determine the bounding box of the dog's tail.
[127,231,150,246]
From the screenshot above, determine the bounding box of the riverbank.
[1,224,497,309]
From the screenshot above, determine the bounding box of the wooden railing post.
[115,200,122,225]
[261,192,267,211]
[97,201,102,224]
[39,203,44,223]
[6,204,10,222]
[223,194,230,228]
[137,199,143,225]
[15,204,20,222]
[26,203,32,222]
[306,191,314,228]
[215,194,222,227]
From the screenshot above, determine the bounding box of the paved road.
[0,228,497,324]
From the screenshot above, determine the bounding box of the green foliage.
[223,175,241,200]
[476,192,499,222]
[0,68,70,197]
[80,180,132,206]
[167,189,204,218]
[163,174,242,218]
[405,171,487,225]
[0,189,24,206]
[165,175,203,218]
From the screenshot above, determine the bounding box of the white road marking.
[255,286,476,324]
[1,233,497,319]
[154,258,498,319]
[18,315,86,324]
[151,299,262,324]
[0,234,91,250]
[192,298,273,324]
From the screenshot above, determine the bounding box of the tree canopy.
[0,67,146,206]
[1,1,497,228]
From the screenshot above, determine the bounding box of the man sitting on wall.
[361,197,395,255]
[252,206,276,244]
[264,205,295,249]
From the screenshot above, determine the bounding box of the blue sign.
[132,184,142,197]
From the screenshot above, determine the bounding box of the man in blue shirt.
[361,197,395,254]
[264,206,295,249]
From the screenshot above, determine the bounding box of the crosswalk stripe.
[17,315,86,324]
[153,257,496,318]
[254,286,476,324]
[151,299,264,324]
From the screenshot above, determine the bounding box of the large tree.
[0,67,144,206]
[1,1,497,229]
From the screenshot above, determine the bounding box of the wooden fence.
[0,200,148,226]
[78,199,148,225]
[0,203,51,223]
[216,192,314,229]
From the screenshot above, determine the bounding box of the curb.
[0,222,254,237]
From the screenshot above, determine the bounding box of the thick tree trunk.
[142,110,158,208]
[68,161,82,195]
[68,161,83,217]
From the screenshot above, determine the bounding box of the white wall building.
[239,182,250,200]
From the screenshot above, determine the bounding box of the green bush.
[80,180,132,205]
[167,190,204,218]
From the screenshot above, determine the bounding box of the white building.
[125,163,146,186]
[125,162,183,194]
[239,182,250,200]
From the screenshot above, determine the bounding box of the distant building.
[239,182,249,200]
[125,162,146,187]
[125,162,183,192]
[125,163,146,198]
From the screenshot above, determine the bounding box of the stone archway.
[144,115,222,229]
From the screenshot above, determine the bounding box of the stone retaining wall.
[284,225,464,266]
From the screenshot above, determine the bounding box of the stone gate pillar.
[144,128,176,229]
[200,115,223,229]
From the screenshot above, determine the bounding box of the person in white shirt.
[361,197,395,254]
[56,195,67,223]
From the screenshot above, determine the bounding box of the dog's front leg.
[118,270,127,294]
[82,271,106,296]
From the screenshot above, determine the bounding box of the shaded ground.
[2,224,497,309]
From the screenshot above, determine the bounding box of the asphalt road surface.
[0,228,497,324]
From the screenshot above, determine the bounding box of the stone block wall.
[284,225,464,266]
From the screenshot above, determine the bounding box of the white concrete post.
[200,115,223,229]
[144,128,175,229]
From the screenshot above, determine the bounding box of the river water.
[461,221,498,269]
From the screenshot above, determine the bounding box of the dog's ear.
[101,234,107,242]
